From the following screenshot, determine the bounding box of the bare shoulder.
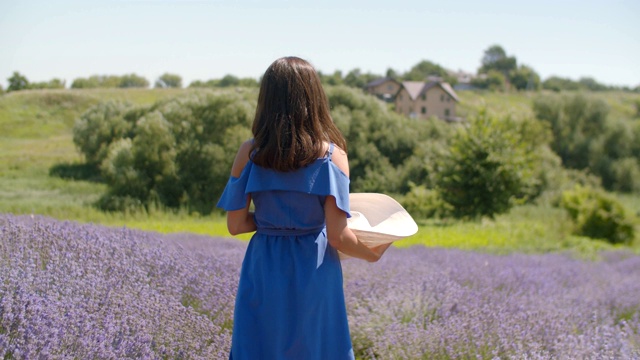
[230,139,253,177]
[330,144,350,178]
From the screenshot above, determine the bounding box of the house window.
[421,107,426,114]
[421,94,426,101]
[399,94,403,100]
[387,84,393,91]
[445,109,450,117]
[447,97,450,102]
[440,94,444,102]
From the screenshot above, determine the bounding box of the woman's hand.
[368,243,392,262]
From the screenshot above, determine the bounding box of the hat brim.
[340,193,418,260]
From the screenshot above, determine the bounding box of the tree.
[28,78,66,90]
[187,76,257,88]
[509,65,540,91]
[470,70,506,91]
[119,73,149,88]
[533,93,609,170]
[75,92,255,214]
[218,74,240,87]
[542,76,581,92]
[155,73,182,88]
[403,60,456,84]
[325,85,454,195]
[7,71,29,91]
[479,45,517,78]
[434,110,548,219]
[589,118,639,191]
[73,101,136,165]
[71,75,127,88]
[343,68,380,89]
[46,78,66,89]
[530,93,640,193]
[188,79,220,88]
[320,70,344,86]
[237,77,259,87]
[71,76,101,89]
[578,77,607,91]
[385,68,398,79]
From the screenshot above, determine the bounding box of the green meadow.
[1,88,639,256]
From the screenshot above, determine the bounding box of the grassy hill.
[1,87,638,255]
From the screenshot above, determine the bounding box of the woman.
[217,56,390,359]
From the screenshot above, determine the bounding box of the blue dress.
[216,143,355,360]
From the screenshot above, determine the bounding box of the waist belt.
[255,226,328,268]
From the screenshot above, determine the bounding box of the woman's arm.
[324,145,390,262]
[325,196,385,262]
[227,198,256,235]
[226,140,257,235]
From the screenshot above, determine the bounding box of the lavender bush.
[343,251,640,359]
[0,215,241,359]
[1,214,639,359]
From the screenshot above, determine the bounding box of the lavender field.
[1,214,639,359]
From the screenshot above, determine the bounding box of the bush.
[155,73,182,88]
[471,70,506,91]
[7,71,29,91]
[100,138,149,203]
[119,74,149,88]
[534,93,609,170]
[509,65,540,91]
[610,158,640,193]
[559,186,635,245]
[433,110,552,219]
[531,93,637,193]
[28,78,66,90]
[71,75,120,89]
[188,76,258,88]
[71,74,149,89]
[542,76,582,92]
[74,92,254,214]
[73,101,137,165]
[326,85,453,194]
[399,183,451,220]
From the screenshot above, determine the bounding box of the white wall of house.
[394,86,456,120]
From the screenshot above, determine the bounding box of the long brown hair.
[251,56,347,172]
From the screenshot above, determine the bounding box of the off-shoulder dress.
[216,143,355,360]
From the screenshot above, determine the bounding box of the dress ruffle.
[216,157,351,217]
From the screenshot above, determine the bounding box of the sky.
[1,0,639,89]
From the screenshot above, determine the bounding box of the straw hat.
[340,193,418,260]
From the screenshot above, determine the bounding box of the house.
[364,77,402,103]
[449,69,479,91]
[366,78,460,122]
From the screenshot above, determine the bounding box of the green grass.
[457,89,640,122]
[0,88,212,139]
[396,204,631,259]
[457,90,536,121]
[1,88,639,256]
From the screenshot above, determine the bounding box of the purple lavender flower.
[1,214,639,359]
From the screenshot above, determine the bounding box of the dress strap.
[327,143,334,159]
